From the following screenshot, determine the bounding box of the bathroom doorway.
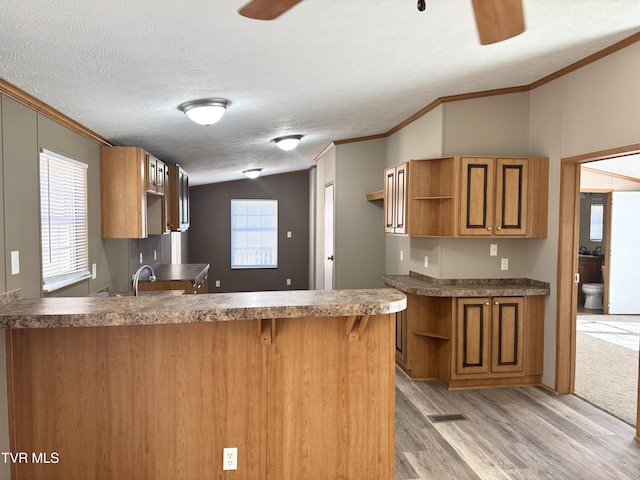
[575,180,639,425]
[576,190,609,314]
[556,150,640,432]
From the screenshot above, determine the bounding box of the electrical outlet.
[501,258,509,271]
[490,244,498,256]
[424,256,429,268]
[286,278,291,286]
[287,231,292,238]
[223,447,237,471]
[400,250,404,262]
[139,253,143,264]
[153,249,157,261]
[215,280,221,288]
[92,263,97,279]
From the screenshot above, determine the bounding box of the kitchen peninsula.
[0,288,405,480]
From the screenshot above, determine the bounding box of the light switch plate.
[501,258,509,271]
[490,244,498,256]
[424,256,429,268]
[10,251,19,275]
[287,231,292,238]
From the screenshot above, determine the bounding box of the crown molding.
[0,77,111,146]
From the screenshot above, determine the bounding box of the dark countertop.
[382,271,550,297]
[138,263,209,285]
[0,288,406,329]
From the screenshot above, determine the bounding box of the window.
[589,203,604,242]
[39,149,90,292]
[231,199,278,269]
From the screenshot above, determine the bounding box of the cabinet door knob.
[494,301,499,305]
[496,226,502,231]
[485,302,490,306]
[487,227,492,231]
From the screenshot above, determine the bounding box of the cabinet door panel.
[491,297,524,373]
[460,157,494,236]
[495,158,528,235]
[395,310,408,366]
[395,164,407,234]
[384,167,396,233]
[456,298,490,374]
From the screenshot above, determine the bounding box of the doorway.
[557,144,640,439]
[574,179,639,425]
[323,184,334,290]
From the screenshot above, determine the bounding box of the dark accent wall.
[189,171,310,293]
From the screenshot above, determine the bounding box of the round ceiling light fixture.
[273,134,303,151]
[243,168,262,179]
[179,99,230,125]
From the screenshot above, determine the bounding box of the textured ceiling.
[1,0,640,185]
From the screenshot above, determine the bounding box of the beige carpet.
[575,330,638,426]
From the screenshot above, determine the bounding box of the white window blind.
[231,199,278,269]
[39,149,90,292]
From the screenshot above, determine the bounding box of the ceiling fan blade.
[239,0,303,20]
[471,0,525,45]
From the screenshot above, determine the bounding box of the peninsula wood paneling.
[6,314,395,479]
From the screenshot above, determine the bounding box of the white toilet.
[582,283,604,310]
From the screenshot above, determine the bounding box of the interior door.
[608,191,640,314]
[323,184,334,290]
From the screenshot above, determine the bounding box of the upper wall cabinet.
[167,163,189,232]
[145,153,165,195]
[386,155,548,238]
[101,146,168,238]
[384,162,408,235]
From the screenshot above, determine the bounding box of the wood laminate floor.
[395,369,640,479]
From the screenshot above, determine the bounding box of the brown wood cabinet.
[460,157,531,236]
[145,153,165,195]
[167,163,190,232]
[395,309,408,367]
[455,297,524,376]
[384,162,408,234]
[101,146,167,238]
[386,155,548,238]
[394,290,544,389]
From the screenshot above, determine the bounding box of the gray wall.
[188,171,310,292]
[0,93,177,478]
[334,140,387,289]
[0,94,168,299]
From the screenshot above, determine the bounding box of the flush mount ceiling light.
[273,134,303,151]
[243,168,262,179]
[178,99,230,125]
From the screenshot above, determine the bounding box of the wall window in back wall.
[39,149,90,292]
[231,199,278,269]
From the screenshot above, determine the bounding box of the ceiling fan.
[238,0,525,45]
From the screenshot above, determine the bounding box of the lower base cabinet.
[396,292,544,389]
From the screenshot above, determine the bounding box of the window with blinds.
[231,199,278,269]
[39,149,90,292]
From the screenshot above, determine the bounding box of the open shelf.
[413,331,450,340]
[413,196,454,200]
[366,190,384,202]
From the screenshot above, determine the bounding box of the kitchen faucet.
[133,264,157,296]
